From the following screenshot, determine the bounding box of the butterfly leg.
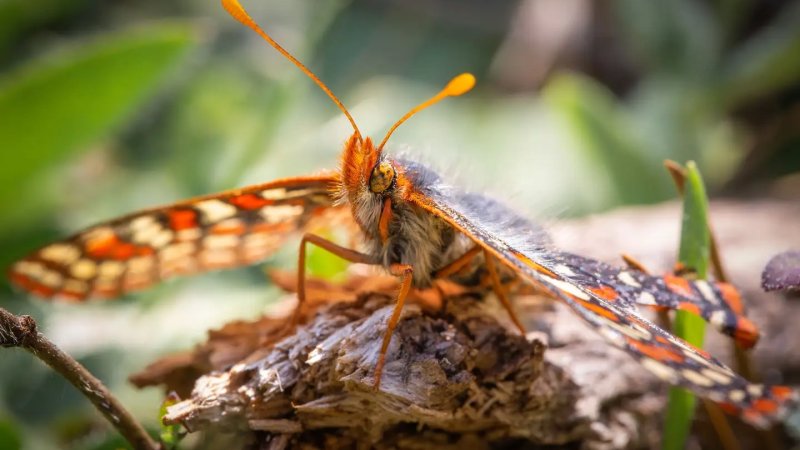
[294,233,376,326]
[484,250,526,335]
[373,263,413,390]
[433,244,482,278]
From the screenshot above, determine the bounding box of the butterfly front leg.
[294,233,413,390]
[295,233,376,326]
[373,263,413,390]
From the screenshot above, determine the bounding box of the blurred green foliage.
[0,0,797,448]
[0,23,198,234]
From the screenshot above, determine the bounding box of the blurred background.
[0,0,798,448]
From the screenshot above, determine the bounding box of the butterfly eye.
[369,161,395,193]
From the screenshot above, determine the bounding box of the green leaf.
[0,417,22,450]
[718,2,800,107]
[0,22,199,232]
[543,73,671,205]
[662,161,710,450]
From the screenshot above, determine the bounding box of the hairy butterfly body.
[8,0,796,429]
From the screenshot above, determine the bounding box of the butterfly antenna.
[222,0,362,140]
[377,73,475,152]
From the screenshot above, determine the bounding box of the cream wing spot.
[200,249,237,267]
[70,259,97,280]
[149,229,174,249]
[728,389,746,402]
[681,369,714,387]
[98,261,126,279]
[40,270,63,288]
[39,243,81,265]
[64,279,89,294]
[203,234,239,249]
[195,199,237,223]
[538,274,591,300]
[14,261,47,279]
[127,255,156,275]
[641,358,678,383]
[694,280,719,304]
[701,368,733,385]
[618,271,642,288]
[747,385,764,397]
[637,291,657,305]
[259,188,287,200]
[553,264,576,277]
[176,228,202,241]
[259,204,304,224]
[160,242,195,263]
[709,310,727,327]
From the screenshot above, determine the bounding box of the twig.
[0,307,159,450]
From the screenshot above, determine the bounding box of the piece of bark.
[131,199,800,449]
[143,293,663,449]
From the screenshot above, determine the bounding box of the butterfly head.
[338,73,475,204]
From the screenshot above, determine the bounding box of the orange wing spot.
[211,222,247,235]
[770,386,794,400]
[513,252,558,278]
[716,282,744,315]
[136,246,155,256]
[717,402,739,415]
[752,398,779,414]
[86,233,120,258]
[733,317,759,349]
[10,273,48,297]
[9,272,32,289]
[677,301,701,316]
[655,335,671,345]
[87,233,153,261]
[663,274,694,298]
[27,282,55,298]
[169,210,198,231]
[228,193,271,210]
[576,299,619,322]
[589,285,619,301]
[627,337,685,363]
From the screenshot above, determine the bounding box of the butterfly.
[7,0,796,429]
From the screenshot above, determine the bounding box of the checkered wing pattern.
[8,175,339,301]
[546,252,758,348]
[410,191,797,428]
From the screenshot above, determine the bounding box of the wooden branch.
[0,308,159,450]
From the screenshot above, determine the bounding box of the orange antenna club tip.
[378,73,477,152]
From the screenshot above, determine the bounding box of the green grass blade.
[662,161,710,449]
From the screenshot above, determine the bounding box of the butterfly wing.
[408,189,796,428]
[543,252,759,348]
[8,174,340,301]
